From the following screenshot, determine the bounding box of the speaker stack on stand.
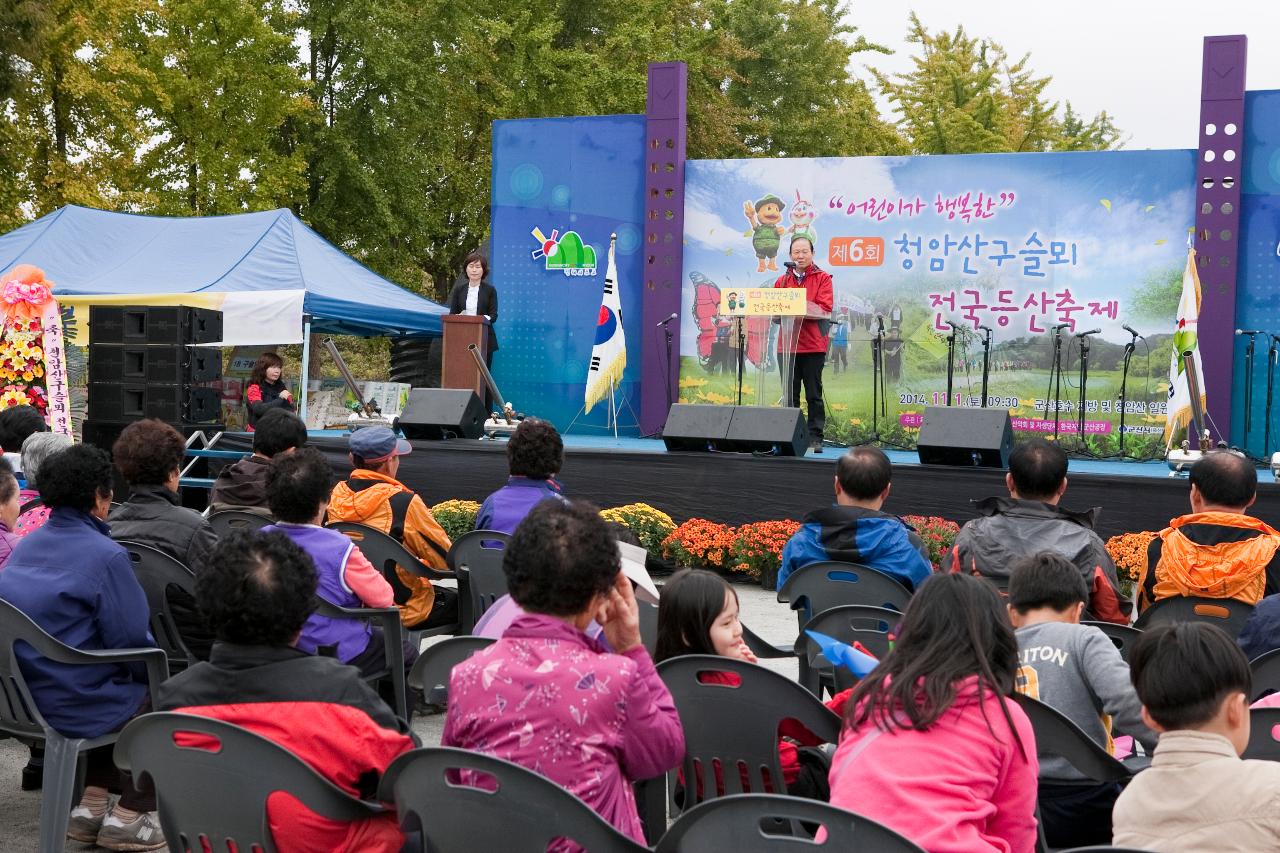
[83,306,224,452]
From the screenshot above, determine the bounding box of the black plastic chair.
[1011,693,1140,783]
[642,654,841,840]
[115,713,382,853]
[206,508,272,536]
[1243,708,1280,761]
[0,599,167,853]
[1250,648,1280,702]
[741,623,793,659]
[795,605,897,696]
[638,600,659,655]
[313,598,409,721]
[118,541,197,674]
[777,561,911,634]
[407,635,494,705]
[655,794,926,853]
[379,746,650,852]
[329,521,460,638]
[1081,621,1144,663]
[447,530,511,632]
[1134,595,1255,637]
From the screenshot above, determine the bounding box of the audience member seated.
[0,457,20,569]
[328,426,458,631]
[777,446,932,591]
[1139,450,1280,613]
[475,417,565,533]
[656,567,847,800]
[827,573,1038,853]
[443,500,684,844]
[1240,593,1280,661]
[13,430,70,538]
[262,447,409,678]
[0,444,163,850]
[1112,623,1280,851]
[209,409,307,515]
[157,531,416,852]
[0,403,49,475]
[953,437,1129,624]
[1007,552,1157,848]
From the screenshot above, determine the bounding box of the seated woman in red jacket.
[245,352,294,430]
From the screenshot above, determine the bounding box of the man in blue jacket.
[777,446,932,590]
[0,443,163,850]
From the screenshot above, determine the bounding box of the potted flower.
[430,499,482,542]
[730,519,801,590]
[901,515,961,572]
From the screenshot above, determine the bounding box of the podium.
[441,315,489,397]
[727,301,831,406]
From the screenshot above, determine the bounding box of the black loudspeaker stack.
[83,306,225,452]
[397,388,486,440]
[915,406,1014,468]
[662,404,808,457]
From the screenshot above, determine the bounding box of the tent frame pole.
[299,313,312,425]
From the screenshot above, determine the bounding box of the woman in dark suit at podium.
[446,250,499,411]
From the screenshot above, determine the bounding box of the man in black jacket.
[209,410,307,516]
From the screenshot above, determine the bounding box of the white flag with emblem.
[584,233,625,413]
[1164,246,1206,444]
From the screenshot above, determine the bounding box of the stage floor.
[213,431,1279,539]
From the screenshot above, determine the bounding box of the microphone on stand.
[1052,322,1070,331]
[1074,328,1102,338]
[655,312,677,328]
[1123,324,1144,339]
[1237,329,1262,336]
[876,315,885,337]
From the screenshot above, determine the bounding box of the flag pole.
[609,379,619,440]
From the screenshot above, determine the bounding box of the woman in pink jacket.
[828,573,1039,853]
[443,500,684,845]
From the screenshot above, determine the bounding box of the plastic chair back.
[116,713,380,853]
[313,598,409,720]
[1081,621,1144,663]
[207,509,272,536]
[657,655,840,803]
[1134,595,1255,637]
[1243,708,1280,761]
[408,636,494,704]
[1251,648,1280,702]
[777,561,910,632]
[330,521,459,636]
[380,746,650,853]
[118,541,197,671]
[655,794,925,853]
[796,605,897,695]
[447,530,511,631]
[1011,693,1132,784]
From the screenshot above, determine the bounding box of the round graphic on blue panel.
[615,224,641,255]
[1269,149,1280,193]
[510,164,544,200]
[550,184,571,210]
[595,306,618,344]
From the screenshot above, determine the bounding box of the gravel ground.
[0,581,797,851]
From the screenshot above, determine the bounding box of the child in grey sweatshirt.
[1008,552,1158,849]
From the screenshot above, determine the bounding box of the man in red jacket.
[774,236,834,452]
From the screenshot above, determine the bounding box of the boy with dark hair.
[777,446,932,590]
[209,409,307,515]
[475,417,565,534]
[953,437,1129,624]
[1007,552,1156,848]
[157,530,415,852]
[1113,623,1280,850]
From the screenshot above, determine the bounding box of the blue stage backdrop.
[490,115,646,434]
[1234,89,1280,455]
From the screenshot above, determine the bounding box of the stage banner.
[680,150,1197,456]
[491,115,646,433]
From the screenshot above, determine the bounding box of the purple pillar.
[1195,35,1247,441]
[639,62,688,436]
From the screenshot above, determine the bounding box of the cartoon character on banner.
[789,190,818,246]
[742,194,786,274]
[689,271,732,374]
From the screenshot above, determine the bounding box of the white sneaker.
[96,809,166,851]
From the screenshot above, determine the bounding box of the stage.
[214,432,1280,539]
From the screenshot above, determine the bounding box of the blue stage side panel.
[1233,89,1280,455]
[490,115,647,434]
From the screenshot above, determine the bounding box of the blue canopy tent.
[0,205,448,420]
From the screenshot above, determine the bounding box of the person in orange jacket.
[327,427,459,630]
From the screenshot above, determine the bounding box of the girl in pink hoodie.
[828,573,1039,853]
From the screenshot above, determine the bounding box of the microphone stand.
[1266,335,1278,458]
[663,322,675,416]
[979,327,992,407]
[734,316,746,406]
[1045,326,1065,439]
[1118,329,1138,458]
[945,327,957,407]
[1076,333,1092,448]
[870,319,885,440]
[1242,332,1256,455]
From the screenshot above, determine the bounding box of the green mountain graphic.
[546,231,597,269]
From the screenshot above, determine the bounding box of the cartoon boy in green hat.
[743,194,787,273]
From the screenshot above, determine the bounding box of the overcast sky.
[845,1,1280,150]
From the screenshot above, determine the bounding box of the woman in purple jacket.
[444,499,684,845]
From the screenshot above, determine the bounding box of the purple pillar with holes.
[639,62,688,436]
[1195,35,1247,441]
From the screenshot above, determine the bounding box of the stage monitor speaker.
[397,388,485,440]
[87,383,221,423]
[662,404,733,452]
[89,345,221,385]
[90,305,223,345]
[723,406,807,457]
[916,406,1013,468]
